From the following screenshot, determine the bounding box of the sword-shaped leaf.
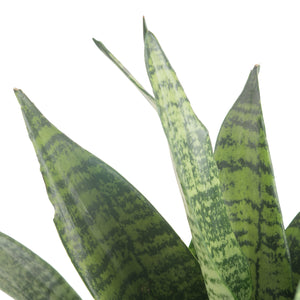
[286,213,300,289]
[0,231,81,300]
[15,89,207,299]
[214,66,293,298]
[143,19,252,300]
[93,38,157,111]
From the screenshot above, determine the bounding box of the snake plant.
[1,18,300,299]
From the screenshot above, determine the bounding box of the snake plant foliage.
[1,18,299,299]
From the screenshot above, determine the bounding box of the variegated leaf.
[286,213,300,289]
[214,66,293,299]
[0,232,81,300]
[15,88,207,299]
[143,19,252,300]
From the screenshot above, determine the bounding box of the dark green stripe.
[214,66,293,299]
[286,213,300,289]
[15,88,207,299]
[0,232,81,300]
[217,158,272,174]
[143,20,251,300]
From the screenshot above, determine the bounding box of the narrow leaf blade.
[93,38,157,111]
[15,89,207,299]
[143,20,252,300]
[286,212,300,289]
[0,232,81,300]
[214,66,293,298]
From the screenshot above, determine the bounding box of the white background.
[1,1,299,299]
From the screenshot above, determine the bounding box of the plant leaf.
[214,65,293,298]
[0,231,81,300]
[188,240,197,259]
[143,19,252,300]
[294,282,300,300]
[14,89,207,299]
[93,38,157,111]
[286,213,300,289]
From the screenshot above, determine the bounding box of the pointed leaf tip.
[214,63,293,298]
[144,25,252,298]
[14,88,26,106]
[14,89,37,111]
[16,90,207,299]
[143,16,148,40]
[13,88,21,97]
[92,38,102,49]
[93,32,157,110]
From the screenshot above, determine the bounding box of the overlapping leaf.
[15,89,207,299]
[0,231,81,300]
[214,66,293,298]
[286,213,300,288]
[143,19,251,300]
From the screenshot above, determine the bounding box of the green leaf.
[286,213,300,289]
[214,66,293,298]
[15,89,207,299]
[188,240,197,259]
[143,19,251,300]
[294,282,300,300]
[0,231,81,300]
[92,38,157,111]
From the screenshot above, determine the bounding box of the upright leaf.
[143,19,252,300]
[0,232,81,300]
[15,89,207,299]
[214,66,293,298]
[286,212,300,288]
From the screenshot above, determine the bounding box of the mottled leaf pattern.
[286,213,300,289]
[15,89,207,299]
[214,66,293,299]
[0,232,81,300]
[143,19,252,300]
[93,38,157,111]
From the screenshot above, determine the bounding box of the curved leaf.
[15,89,207,299]
[286,212,300,288]
[214,66,293,298]
[0,232,81,300]
[143,19,251,300]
